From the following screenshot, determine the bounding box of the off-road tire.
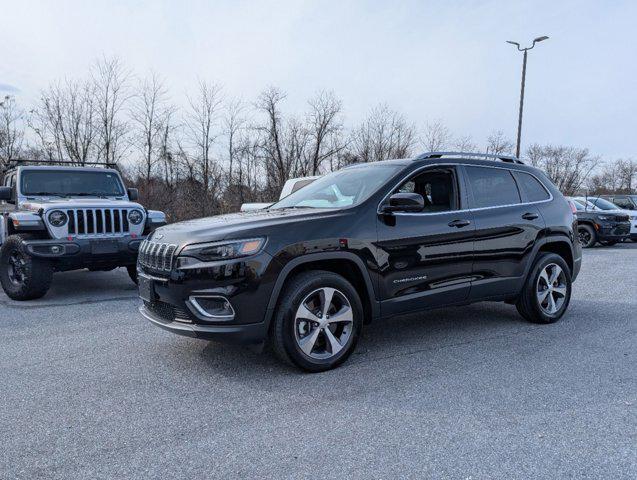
[126,265,138,285]
[577,224,596,248]
[516,252,572,324]
[0,234,54,301]
[270,270,363,372]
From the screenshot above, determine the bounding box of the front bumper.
[140,305,268,344]
[23,236,143,266]
[137,250,280,345]
[596,222,631,241]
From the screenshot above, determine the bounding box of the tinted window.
[396,169,458,212]
[465,166,521,208]
[516,172,550,202]
[590,197,619,210]
[611,197,635,209]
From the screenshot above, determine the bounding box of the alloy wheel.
[578,228,591,246]
[536,263,567,315]
[294,287,354,360]
[7,250,26,286]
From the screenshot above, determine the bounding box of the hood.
[150,207,342,246]
[20,198,143,212]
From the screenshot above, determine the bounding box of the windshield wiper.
[27,192,69,197]
[271,205,318,210]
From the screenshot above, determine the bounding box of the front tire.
[0,234,54,301]
[126,265,138,285]
[271,270,363,372]
[577,224,596,248]
[516,252,572,324]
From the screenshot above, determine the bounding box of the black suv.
[138,152,582,372]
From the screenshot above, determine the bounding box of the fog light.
[50,245,64,255]
[188,296,235,320]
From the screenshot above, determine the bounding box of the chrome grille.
[138,240,177,272]
[65,208,130,236]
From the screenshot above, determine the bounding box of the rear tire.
[577,224,596,248]
[0,234,53,301]
[126,265,138,285]
[270,270,363,372]
[516,252,572,324]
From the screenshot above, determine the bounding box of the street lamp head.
[534,36,549,43]
[506,40,520,47]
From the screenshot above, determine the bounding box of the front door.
[376,166,475,317]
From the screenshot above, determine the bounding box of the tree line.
[0,57,634,221]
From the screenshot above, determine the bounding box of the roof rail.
[416,151,524,164]
[2,159,118,172]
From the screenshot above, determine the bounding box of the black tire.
[270,270,363,372]
[126,265,138,285]
[598,240,617,246]
[0,234,54,301]
[577,224,596,248]
[516,252,572,324]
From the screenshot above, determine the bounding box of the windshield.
[573,198,596,210]
[270,164,402,210]
[20,170,125,197]
[590,197,620,210]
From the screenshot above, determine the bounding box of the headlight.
[597,215,612,221]
[48,210,68,227]
[180,238,266,263]
[128,209,144,225]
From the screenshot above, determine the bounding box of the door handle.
[448,219,471,228]
[522,212,539,220]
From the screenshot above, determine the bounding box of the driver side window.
[395,168,459,213]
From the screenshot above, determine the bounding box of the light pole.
[506,36,549,158]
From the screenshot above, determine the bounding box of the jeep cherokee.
[138,152,582,372]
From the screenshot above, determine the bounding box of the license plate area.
[138,275,156,302]
[90,239,118,254]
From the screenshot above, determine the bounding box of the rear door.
[463,165,547,300]
[376,165,475,317]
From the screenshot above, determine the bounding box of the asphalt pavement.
[1,244,636,479]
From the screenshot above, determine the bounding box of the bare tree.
[347,104,416,163]
[588,158,637,194]
[306,90,345,175]
[0,95,24,166]
[527,144,598,195]
[486,130,514,155]
[130,72,172,181]
[30,79,97,164]
[185,80,223,214]
[224,98,248,183]
[92,56,130,165]
[422,119,451,152]
[453,135,477,152]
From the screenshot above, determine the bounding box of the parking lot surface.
[1,244,636,479]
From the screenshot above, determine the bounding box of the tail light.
[568,200,577,214]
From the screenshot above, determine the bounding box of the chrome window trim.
[376,162,554,217]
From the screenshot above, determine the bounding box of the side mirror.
[383,193,424,213]
[0,186,12,202]
[127,188,139,201]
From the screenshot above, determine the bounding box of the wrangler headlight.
[48,210,68,227]
[128,209,144,225]
[179,238,266,264]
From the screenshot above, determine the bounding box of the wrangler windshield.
[270,164,402,209]
[20,170,125,197]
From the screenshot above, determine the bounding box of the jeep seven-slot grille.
[138,240,177,272]
[66,208,130,235]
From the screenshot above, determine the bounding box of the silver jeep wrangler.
[0,162,166,300]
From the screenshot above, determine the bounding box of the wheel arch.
[264,252,380,330]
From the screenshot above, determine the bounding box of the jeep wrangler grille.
[138,240,177,272]
[66,208,130,235]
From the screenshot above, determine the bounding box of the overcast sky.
[1,0,635,160]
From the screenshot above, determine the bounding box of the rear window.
[516,172,550,202]
[465,166,521,208]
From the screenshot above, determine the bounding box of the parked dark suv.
[138,152,582,371]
